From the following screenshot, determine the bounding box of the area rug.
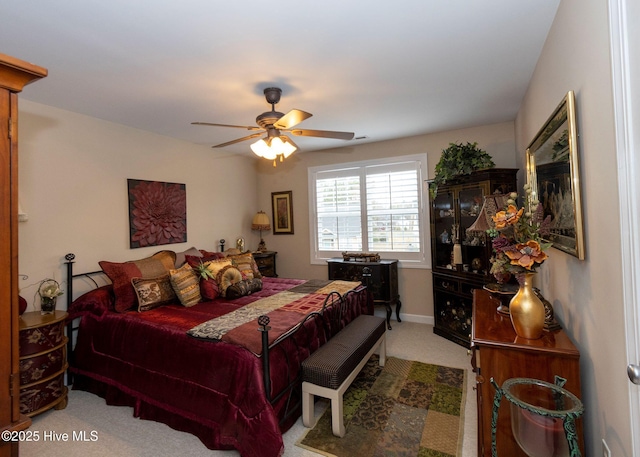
[296,355,467,457]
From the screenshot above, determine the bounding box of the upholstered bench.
[301,314,386,437]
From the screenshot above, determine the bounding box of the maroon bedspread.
[68,277,370,457]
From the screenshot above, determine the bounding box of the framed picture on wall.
[526,91,585,259]
[128,179,187,248]
[271,190,294,234]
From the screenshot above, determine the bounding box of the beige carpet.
[20,321,477,457]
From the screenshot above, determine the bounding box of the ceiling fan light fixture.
[270,136,297,157]
[250,138,271,158]
[251,135,296,162]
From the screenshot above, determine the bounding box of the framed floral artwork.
[526,91,585,259]
[271,190,294,234]
[127,179,187,248]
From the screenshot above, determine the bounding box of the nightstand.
[18,310,69,417]
[253,251,277,277]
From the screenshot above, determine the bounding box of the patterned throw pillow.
[169,263,201,307]
[216,265,243,297]
[100,251,177,312]
[225,278,263,299]
[227,252,262,279]
[131,275,177,312]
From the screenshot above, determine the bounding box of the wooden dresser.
[471,289,584,456]
[327,258,401,330]
[19,310,68,417]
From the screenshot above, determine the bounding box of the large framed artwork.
[526,91,585,259]
[127,179,187,248]
[271,190,294,234]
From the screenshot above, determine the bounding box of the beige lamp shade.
[251,211,271,231]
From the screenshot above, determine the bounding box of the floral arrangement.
[38,279,64,299]
[37,278,64,314]
[487,185,552,280]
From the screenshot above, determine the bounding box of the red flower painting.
[128,179,187,248]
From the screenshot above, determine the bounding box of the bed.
[63,250,372,457]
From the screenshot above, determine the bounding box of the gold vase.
[509,273,545,339]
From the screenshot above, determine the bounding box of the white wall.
[515,0,632,454]
[17,100,259,311]
[256,121,517,321]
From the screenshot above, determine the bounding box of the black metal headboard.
[64,253,107,385]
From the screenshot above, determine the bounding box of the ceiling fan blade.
[212,132,264,148]
[289,129,354,140]
[192,122,262,131]
[273,109,312,130]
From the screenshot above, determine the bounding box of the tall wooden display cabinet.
[0,53,47,457]
[429,168,517,347]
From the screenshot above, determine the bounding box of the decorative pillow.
[199,276,220,301]
[225,278,263,299]
[206,258,233,276]
[186,257,234,301]
[227,252,262,279]
[132,275,177,312]
[185,253,224,268]
[169,263,201,307]
[67,285,115,320]
[198,249,226,260]
[174,247,202,268]
[100,251,176,312]
[216,265,243,297]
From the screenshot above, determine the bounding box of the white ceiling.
[1,1,560,155]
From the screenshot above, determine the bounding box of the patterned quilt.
[187,279,360,355]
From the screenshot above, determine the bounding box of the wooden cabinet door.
[0,53,47,457]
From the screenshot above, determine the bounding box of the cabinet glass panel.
[459,186,488,275]
[433,191,455,270]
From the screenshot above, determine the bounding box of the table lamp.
[251,211,271,252]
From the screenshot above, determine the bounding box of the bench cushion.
[302,315,386,389]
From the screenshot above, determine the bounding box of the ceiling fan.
[192,87,354,164]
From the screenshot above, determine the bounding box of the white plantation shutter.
[315,168,362,250]
[309,154,429,267]
[366,163,420,252]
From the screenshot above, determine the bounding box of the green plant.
[430,142,495,197]
[194,262,215,281]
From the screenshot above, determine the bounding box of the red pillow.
[67,285,115,320]
[197,250,226,261]
[200,277,220,300]
[99,251,176,312]
[186,256,231,301]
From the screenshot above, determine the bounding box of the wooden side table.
[253,251,277,277]
[470,289,584,456]
[18,310,68,417]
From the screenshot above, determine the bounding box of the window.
[308,154,430,268]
